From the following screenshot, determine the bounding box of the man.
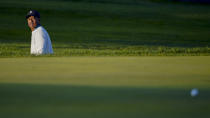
[26,10,53,55]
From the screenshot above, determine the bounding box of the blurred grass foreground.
[0,56,210,118]
[0,0,210,57]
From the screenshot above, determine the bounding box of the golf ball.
[190,88,199,97]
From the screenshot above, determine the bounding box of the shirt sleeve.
[35,29,47,54]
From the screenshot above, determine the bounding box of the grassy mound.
[0,0,210,56]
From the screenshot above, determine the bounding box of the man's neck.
[31,24,41,31]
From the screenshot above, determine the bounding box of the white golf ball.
[190,88,199,97]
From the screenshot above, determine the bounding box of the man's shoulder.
[35,26,48,35]
[37,26,46,32]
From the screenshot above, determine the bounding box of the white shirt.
[31,26,53,55]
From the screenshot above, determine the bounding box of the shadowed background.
[0,0,210,56]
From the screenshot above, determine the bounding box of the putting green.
[0,56,210,88]
[0,56,210,118]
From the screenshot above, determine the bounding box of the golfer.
[26,10,53,55]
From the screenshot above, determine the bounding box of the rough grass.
[0,0,210,57]
[0,43,210,57]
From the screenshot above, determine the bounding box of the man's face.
[27,16,40,29]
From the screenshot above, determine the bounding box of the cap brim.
[26,15,31,19]
[26,15,40,19]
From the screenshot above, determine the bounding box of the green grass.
[1,43,210,57]
[0,56,210,118]
[1,1,210,117]
[0,0,210,56]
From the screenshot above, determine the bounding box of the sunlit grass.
[0,43,209,57]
